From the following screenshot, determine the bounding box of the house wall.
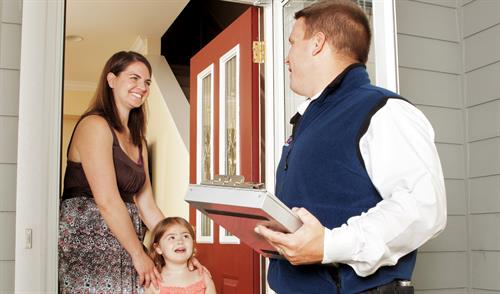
[396,0,469,292]
[462,0,500,292]
[0,0,22,292]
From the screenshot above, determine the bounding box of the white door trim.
[15,0,64,292]
[373,0,399,92]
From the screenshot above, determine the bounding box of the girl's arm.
[73,116,161,288]
[134,140,164,231]
[204,272,217,294]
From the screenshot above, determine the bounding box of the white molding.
[274,0,286,169]
[195,64,214,244]
[373,0,399,93]
[64,80,97,92]
[196,209,214,244]
[264,1,276,196]
[130,35,147,55]
[196,63,215,184]
[15,0,64,292]
[219,225,240,244]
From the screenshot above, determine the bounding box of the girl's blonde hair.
[148,217,197,271]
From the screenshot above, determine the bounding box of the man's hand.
[255,207,325,265]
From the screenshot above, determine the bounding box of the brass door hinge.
[252,41,265,64]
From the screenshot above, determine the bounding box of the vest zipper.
[284,146,293,170]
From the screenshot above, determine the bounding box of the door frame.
[18,0,398,292]
[15,0,64,292]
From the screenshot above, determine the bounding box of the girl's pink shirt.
[159,275,206,294]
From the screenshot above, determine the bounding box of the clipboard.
[184,181,302,259]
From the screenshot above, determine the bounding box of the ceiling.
[64,0,188,87]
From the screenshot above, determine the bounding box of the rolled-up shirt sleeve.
[321,98,447,277]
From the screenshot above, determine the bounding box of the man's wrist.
[322,227,358,264]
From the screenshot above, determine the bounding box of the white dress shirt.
[297,96,447,277]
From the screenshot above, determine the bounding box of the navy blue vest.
[269,64,417,294]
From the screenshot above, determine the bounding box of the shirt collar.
[296,91,322,115]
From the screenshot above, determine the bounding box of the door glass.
[225,56,238,176]
[220,53,239,244]
[282,0,376,139]
[202,75,212,182]
[198,72,213,242]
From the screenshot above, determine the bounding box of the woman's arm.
[73,115,161,288]
[134,140,164,231]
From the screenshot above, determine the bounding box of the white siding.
[464,0,500,292]
[399,67,462,109]
[469,175,500,214]
[445,179,467,215]
[396,0,467,291]
[0,0,21,292]
[413,252,468,289]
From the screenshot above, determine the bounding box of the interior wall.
[63,89,93,116]
[0,0,22,292]
[61,89,93,182]
[146,58,190,221]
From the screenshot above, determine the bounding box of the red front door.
[189,7,261,294]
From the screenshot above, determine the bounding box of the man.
[255,1,447,293]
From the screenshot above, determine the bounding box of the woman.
[59,51,203,293]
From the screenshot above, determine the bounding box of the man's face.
[285,17,314,97]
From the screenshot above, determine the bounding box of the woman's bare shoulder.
[78,114,109,130]
[74,115,112,138]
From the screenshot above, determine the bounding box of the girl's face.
[107,61,151,111]
[155,223,194,265]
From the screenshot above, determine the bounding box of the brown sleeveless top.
[61,115,146,203]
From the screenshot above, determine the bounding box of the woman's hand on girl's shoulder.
[203,271,217,294]
[188,257,212,278]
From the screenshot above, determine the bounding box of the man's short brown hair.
[295,0,371,64]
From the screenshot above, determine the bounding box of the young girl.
[145,217,216,294]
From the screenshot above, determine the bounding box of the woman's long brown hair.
[148,217,197,271]
[84,51,152,146]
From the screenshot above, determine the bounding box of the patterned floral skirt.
[59,196,145,294]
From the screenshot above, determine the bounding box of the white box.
[185,184,302,258]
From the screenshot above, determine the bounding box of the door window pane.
[196,68,214,243]
[219,49,240,244]
[225,56,238,176]
[202,74,212,182]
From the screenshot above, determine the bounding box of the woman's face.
[155,223,194,265]
[107,61,151,111]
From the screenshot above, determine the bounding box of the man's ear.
[312,32,326,56]
[107,72,116,89]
